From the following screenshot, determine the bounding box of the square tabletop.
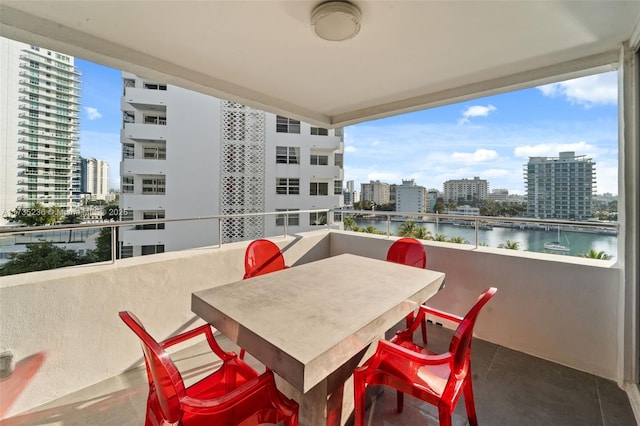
[192,253,445,393]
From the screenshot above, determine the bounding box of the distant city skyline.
[76,59,618,195]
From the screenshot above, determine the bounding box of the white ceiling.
[1,1,639,127]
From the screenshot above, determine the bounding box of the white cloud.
[451,149,498,163]
[514,141,598,159]
[344,145,356,153]
[84,107,103,120]
[537,72,617,107]
[458,104,496,124]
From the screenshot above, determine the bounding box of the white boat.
[545,226,571,251]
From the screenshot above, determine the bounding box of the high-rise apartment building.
[0,38,81,224]
[524,151,596,220]
[119,73,343,257]
[343,180,359,206]
[443,177,488,203]
[80,157,109,200]
[360,180,390,205]
[395,179,427,213]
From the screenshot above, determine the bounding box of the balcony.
[122,123,167,141]
[122,87,167,110]
[0,228,634,423]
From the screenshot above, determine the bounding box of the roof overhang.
[1,1,639,127]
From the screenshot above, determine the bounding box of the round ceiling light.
[311,1,361,42]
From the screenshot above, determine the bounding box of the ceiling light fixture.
[311,1,361,42]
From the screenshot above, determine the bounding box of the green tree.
[448,236,468,244]
[343,216,359,231]
[433,234,447,242]
[413,227,432,240]
[398,219,418,237]
[84,227,113,262]
[0,241,80,276]
[3,202,63,226]
[433,198,446,214]
[578,249,612,260]
[499,240,520,250]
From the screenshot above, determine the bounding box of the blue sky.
[76,58,618,195]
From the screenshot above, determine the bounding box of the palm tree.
[413,227,432,240]
[448,236,468,244]
[578,249,612,260]
[499,240,519,250]
[433,234,447,242]
[343,216,358,231]
[398,219,417,237]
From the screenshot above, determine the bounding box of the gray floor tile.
[2,328,636,426]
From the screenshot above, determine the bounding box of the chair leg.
[396,390,404,413]
[438,406,453,426]
[421,317,428,344]
[239,348,246,360]
[353,375,367,426]
[463,379,478,426]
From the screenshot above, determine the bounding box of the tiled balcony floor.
[3,324,636,426]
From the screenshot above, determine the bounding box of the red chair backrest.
[119,311,185,423]
[244,239,286,279]
[448,287,497,381]
[386,237,427,268]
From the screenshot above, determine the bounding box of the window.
[310,127,329,136]
[276,146,300,164]
[334,180,343,195]
[122,176,134,193]
[276,178,300,195]
[144,83,167,90]
[276,209,299,226]
[309,212,327,226]
[144,146,166,159]
[310,154,329,165]
[123,111,134,123]
[120,246,133,258]
[310,182,329,196]
[142,210,165,229]
[122,143,134,159]
[142,178,165,194]
[276,115,300,133]
[334,153,343,168]
[144,115,166,125]
[141,244,165,256]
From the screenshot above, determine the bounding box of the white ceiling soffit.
[1,1,638,128]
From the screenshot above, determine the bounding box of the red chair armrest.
[419,306,464,324]
[356,340,452,375]
[161,324,234,360]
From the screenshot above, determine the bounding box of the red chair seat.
[119,311,298,426]
[354,288,497,426]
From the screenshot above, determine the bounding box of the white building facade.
[524,151,596,220]
[119,73,343,257]
[443,176,488,203]
[360,180,391,205]
[80,157,109,200]
[0,38,81,225]
[395,179,427,213]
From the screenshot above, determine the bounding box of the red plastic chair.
[386,237,429,343]
[354,288,497,426]
[119,311,299,426]
[243,239,288,279]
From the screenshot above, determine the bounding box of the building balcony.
[120,159,166,176]
[122,87,168,110]
[0,229,634,423]
[122,123,167,141]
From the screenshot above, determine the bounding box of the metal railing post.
[218,219,223,248]
[110,224,117,264]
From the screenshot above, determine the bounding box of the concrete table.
[192,253,445,425]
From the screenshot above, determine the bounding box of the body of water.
[355,219,618,260]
